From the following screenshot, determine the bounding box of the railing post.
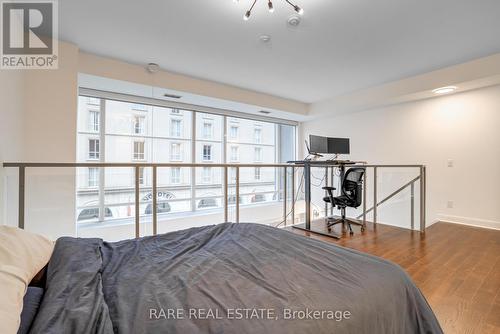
[18,166,25,229]
[152,166,157,236]
[420,166,426,233]
[324,167,328,217]
[223,166,228,223]
[283,166,287,226]
[363,170,367,226]
[236,167,240,223]
[330,167,334,216]
[410,182,415,230]
[291,167,295,225]
[373,167,378,225]
[135,166,140,238]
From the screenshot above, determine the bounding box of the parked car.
[77,207,113,221]
[145,202,171,214]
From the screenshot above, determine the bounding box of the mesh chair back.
[342,168,365,207]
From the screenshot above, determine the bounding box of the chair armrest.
[322,186,336,191]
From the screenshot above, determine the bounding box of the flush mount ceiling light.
[241,0,303,21]
[432,86,457,95]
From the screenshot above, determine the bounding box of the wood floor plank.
[288,221,500,334]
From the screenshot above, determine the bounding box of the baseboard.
[437,214,500,231]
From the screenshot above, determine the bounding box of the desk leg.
[339,165,346,224]
[305,163,311,230]
[292,162,340,239]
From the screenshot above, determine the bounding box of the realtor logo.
[1,0,58,69]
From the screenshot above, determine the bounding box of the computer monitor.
[309,135,350,155]
[309,135,328,155]
[327,137,350,154]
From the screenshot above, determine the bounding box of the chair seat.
[323,195,356,207]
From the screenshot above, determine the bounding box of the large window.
[76,94,296,225]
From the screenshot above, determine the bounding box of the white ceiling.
[60,0,500,104]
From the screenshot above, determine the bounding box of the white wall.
[301,84,500,230]
[0,71,25,228]
[14,42,79,238]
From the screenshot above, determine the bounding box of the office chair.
[322,167,365,235]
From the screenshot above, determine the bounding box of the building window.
[254,127,262,143]
[229,125,239,139]
[87,97,100,106]
[170,143,181,161]
[132,103,147,111]
[89,110,100,132]
[170,119,182,137]
[134,115,145,134]
[171,167,181,184]
[230,146,239,162]
[202,167,212,183]
[133,141,145,160]
[202,145,212,161]
[254,167,261,180]
[88,139,100,160]
[203,121,213,139]
[138,167,145,185]
[229,167,238,183]
[88,167,99,187]
[254,147,262,162]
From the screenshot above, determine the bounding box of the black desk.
[288,160,364,239]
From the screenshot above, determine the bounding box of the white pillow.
[0,226,54,334]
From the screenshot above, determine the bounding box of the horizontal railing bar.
[3,162,424,168]
[2,162,293,168]
[356,175,421,219]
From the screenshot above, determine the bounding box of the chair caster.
[349,231,354,236]
[361,227,365,232]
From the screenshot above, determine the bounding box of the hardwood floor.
[288,220,500,334]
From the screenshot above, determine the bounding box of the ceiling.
[59,0,500,104]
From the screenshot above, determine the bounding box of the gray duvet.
[30,223,442,334]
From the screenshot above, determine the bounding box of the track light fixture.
[240,0,303,21]
[268,0,274,13]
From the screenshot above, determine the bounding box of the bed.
[29,223,442,333]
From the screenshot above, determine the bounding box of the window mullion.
[190,113,196,212]
[98,98,106,222]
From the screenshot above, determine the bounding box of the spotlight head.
[244,10,251,20]
[268,1,274,12]
[294,5,304,15]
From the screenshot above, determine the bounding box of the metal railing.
[305,163,426,232]
[360,165,426,232]
[2,162,426,237]
[3,162,296,238]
